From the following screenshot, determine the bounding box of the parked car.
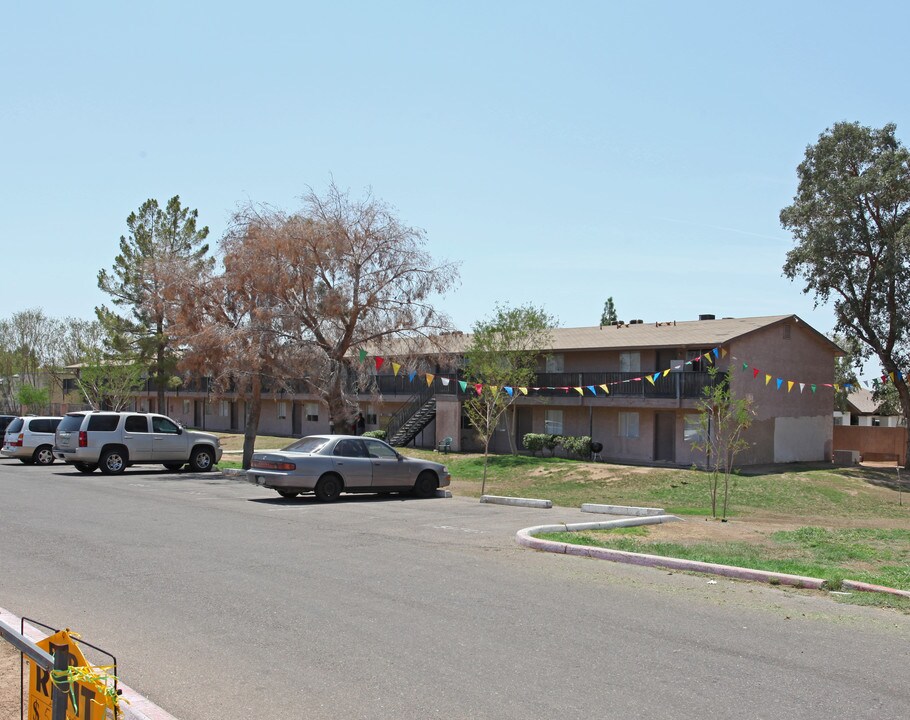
[53,411,223,475]
[2,416,63,465]
[247,434,451,501]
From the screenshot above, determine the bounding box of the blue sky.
[3,1,907,358]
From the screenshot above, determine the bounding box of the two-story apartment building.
[130,313,840,467]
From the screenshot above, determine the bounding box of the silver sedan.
[246,435,451,501]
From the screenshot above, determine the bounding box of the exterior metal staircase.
[386,385,437,446]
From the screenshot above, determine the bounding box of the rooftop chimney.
[698,314,715,321]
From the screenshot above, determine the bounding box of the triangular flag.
[426,373,435,386]
[375,356,385,371]
[799,383,805,393]
[474,383,482,395]
[645,375,656,386]
[776,378,783,390]
[599,384,610,395]
[587,385,597,395]
[358,348,367,363]
[653,372,661,383]
[753,368,759,379]
[392,362,401,376]
[811,384,817,393]
[787,380,794,392]
[742,362,748,370]
[721,348,727,358]
[834,383,840,392]
[490,385,499,395]
[574,386,584,395]
[504,386,513,396]
[713,348,720,358]
[458,380,467,392]
[519,387,528,395]
[844,383,852,390]
[663,369,671,377]
[765,374,772,385]
[441,377,450,386]
[408,370,417,382]
[890,372,896,382]
[899,372,904,381]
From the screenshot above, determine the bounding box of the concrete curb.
[841,580,910,599]
[581,503,665,516]
[516,517,827,590]
[0,606,179,720]
[480,495,552,508]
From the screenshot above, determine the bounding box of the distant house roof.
[846,388,883,415]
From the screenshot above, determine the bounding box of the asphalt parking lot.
[3,459,910,720]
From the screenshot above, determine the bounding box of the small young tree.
[76,353,145,411]
[600,297,618,327]
[690,366,754,519]
[17,384,49,413]
[462,303,556,494]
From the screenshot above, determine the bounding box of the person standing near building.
[356,412,366,435]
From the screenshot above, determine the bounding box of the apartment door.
[194,400,203,428]
[654,412,676,462]
[230,401,239,431]
[292,402,302,436]
[516,407,533,450]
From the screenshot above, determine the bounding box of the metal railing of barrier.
[0,619,69,720]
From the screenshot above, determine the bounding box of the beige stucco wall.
[773,415,832,462]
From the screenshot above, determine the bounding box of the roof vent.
[698,314,715,321]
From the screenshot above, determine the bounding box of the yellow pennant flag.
[490,385,499,395]
[425,373,435,386]
[392,362,401,376]
[787,380,794,392]
[834,383,840,392]
[599,384,610,395]
[574,386,584,395]
[645,375,656,386]
[765,374,772,385]
[662,368,671,377]
[890,372,896,382]
[519,387,528,395]
[721,348,728,358]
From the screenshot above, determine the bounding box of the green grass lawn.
[540,526,910,593]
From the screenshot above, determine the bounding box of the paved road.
[1,459,909,719]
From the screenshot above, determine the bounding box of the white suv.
[53,411,223,475]
[1,416,63,465]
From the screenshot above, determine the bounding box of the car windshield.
[282,436,329,454]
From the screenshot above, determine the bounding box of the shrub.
[363,429,387,440]
[559,435,592,459]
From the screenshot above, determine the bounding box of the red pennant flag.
[753,368,760,379]
[474,383,483,395]
[375,357,385,371]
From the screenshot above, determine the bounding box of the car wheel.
[276,489,299,499]
[413,471,438,498]
[314,474,343,502]
[99,449,127,475]
[189,447,214,472]
[163,463,184,471]
[33,445,54,466]
[74,463,98,474]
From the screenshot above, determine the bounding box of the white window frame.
[544,409,563,435]
[620,351,641,373]
[306,403,319,422]
[618,411,639,438]
[546,353,564,373]
[277,401,288,420]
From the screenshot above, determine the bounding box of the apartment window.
[686,349,707,372]
[277,401,288,420]
[783,323,791,339]
[183,400,191,415]
[544,409,563,435]
[306,403,319,422]
[620,351,640,373]
[683,415,704,445]
[220,400,230,417]
[618,412,639,438]
[546,353,564,373]
[366,409,377,425]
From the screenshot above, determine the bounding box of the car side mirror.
[177,427,183,435]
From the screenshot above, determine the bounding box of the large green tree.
[781,121,910,464]
[97,196,212,412]
[462,303,556,493]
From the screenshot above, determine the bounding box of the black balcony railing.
[138,370,720,400]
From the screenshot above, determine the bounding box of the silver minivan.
[1,416,63,465]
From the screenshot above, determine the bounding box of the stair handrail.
[385,383,436,442]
